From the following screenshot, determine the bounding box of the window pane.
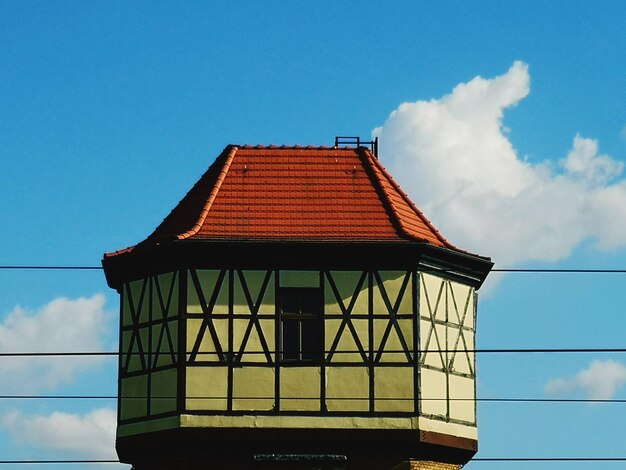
[302,320,321,361]
[281,293,300,314]
[280,287,322,362]
[282,319,299,361]
[299,291,320,315]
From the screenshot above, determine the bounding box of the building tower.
[102,142,492,470]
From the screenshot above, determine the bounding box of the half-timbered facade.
[103,144,492,470]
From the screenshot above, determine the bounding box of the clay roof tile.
[106,144,464,256]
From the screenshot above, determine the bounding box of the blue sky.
[0,1,625,468]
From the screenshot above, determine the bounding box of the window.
[279,288,322,361]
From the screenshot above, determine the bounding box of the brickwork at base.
[129,459,462,470]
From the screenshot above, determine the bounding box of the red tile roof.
[107,145,458,256]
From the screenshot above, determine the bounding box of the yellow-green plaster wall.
[375,367,414,412]
[324,271,368,314]
[119,272,181,424]
[152,272,179,320]
[116,269,480,444]
[150,369,178,414]
[186,317,228,362]
[280,367,321,411]
[280,270,320,288]
[117,415,180,438]
[233,367,275,410]
[326,367,369,411]
[120,375,148,420]
[324,270,369,363]
[373,271,412,315]
[187,270,228,314]
[186,366,228,410]
[234,270,275,314]
[418,273,477,428]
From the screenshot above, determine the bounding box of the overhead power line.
[472,457,626,461]
[1,265,626,273]
[0,265,102,270]
[0,395,624,404]
[2,347,626,357]
[0,460,121,464]
[3,457,626,464]
[490,268,626,273]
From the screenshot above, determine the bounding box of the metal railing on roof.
[334,136,378,158]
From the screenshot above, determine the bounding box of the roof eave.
[356,147,454,249]
[102,238,491,291]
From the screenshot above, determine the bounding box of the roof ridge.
[237,144,346,150]
[359,148,453,248]
[355,148,411,242]
[177,145,238,240]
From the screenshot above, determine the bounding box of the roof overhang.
[102,239,492,291]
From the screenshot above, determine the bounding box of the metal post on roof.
[334,136,379,158]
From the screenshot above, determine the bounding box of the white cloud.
[373,61,626,269]
[561,134,623,186]
[0,294,111,392]
[545,360,626,400]
[1,407,118,459]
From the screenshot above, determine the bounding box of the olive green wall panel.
[280,367,321,411]
[326,367,369,412]
[280,270,320,288]
[150,368,178,415]
[188,270,229,314]
[374,367,413,412]
[233,367,275,411]
[186,366,228,411]
[120,375,148,420]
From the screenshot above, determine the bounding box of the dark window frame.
[278,287,323,363]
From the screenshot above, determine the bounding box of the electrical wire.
[1,265,626,273]
[2,457,626,464]
[0,265,102,270]
[0,460,121,464]
[1,347,626,357]
[471,457,626,461]
[1,264,624,465]
[0,395,624,403]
